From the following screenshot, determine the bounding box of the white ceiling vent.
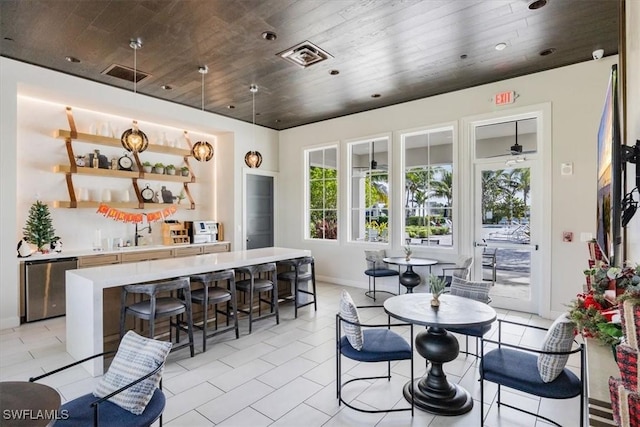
[277,41,333,68]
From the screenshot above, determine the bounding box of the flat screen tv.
[596,64,622,266]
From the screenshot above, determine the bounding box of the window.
[306,146,338,240]
[402,127,454,248]
[348,137,390,243]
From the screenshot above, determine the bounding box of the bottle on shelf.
[92,150,99,168]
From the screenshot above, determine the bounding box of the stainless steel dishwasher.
[23,257,78,322]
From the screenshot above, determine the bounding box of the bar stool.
[277,256,317,318]
[235,263,279,333]
[189,269,239,352]
[119,277,195,357]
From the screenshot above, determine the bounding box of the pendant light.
[191,65,214,162]
[120,38,149,153]
[244,84,262,168]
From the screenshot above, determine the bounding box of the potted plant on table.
[142,161,153,173]
[165,164,176,175]
[404,245,413,261]
[153,162,165,174]
[180,166,190,177]
[428,274,447,307]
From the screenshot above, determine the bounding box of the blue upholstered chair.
[445,276,493,357]
[364,250,399,301]
[480,318,584,427]
[438,255,473,288]
[29,334,168,426]
[336,290,414,415]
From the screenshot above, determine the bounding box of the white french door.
[468,108,549,314]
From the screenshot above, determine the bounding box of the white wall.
[0,58,279,328]
[279,56,621,318]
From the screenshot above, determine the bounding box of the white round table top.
[383,257,438,267]
[384,293,496,328]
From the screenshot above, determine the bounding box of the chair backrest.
[123,277,191,298]
[365,249,387,270]
[453,255,473,279]
[449,276,491,304]
[239,262,276,277]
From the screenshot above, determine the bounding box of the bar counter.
[66,247,310,376]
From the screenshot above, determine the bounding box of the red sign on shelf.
[495,91,515,105]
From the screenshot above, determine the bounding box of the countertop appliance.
[191,220,219,243]
[23,257,78,322]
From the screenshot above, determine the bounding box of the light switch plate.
[561,162,573,175]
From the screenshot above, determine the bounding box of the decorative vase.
[154,166,165,174]
[431,295,440,307]
[143,165,153,173]
[405,255,411,262]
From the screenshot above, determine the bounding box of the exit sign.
[495,91,516,105]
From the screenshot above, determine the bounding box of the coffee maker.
[190,221,219,243]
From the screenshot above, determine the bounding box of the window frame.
[304,144,339,242]
[400,124,457,253]
[346,134,392,245]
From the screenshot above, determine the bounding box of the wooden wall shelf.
[54,129,191,157]
[53,164,192,183]
[52,201,188,209]
[52,107,197,210]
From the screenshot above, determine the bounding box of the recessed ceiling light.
[528,0,547,10]
[4,37,14,42]
[539,47,556,56]
[227,105,235,109]
[329,69,340,75]
[275,119,281,123]
[495,43,507,51]
[65,56,80,63]
[262,31,277,41]
[161,85,173,90]
[460,54,468,59]
[371,94,381,98]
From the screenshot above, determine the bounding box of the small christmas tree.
[23,200,57,251]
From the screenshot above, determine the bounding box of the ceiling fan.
[508,120,536,156]
[484,119,536,159]
[353,140,388,171]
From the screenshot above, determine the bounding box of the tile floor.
[0,282,582,426]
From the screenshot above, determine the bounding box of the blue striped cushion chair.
[446,277,492,357]
[336,290,414,415]
[479,317,584,427]
[364,250,399,300]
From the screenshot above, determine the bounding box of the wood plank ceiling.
[0,0,620,130]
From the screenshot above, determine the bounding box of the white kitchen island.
[66,247,311,376]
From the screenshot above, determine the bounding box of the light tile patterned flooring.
[0,282,582,426]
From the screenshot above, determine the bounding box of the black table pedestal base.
[399,265,421,293]
[403,327,473,415]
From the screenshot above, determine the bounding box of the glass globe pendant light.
[120,38,149,153]
[192,65,213,162]
[244,84,262,168]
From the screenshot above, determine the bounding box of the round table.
[384,293,496,415]
[382,257,437,293]
[0,381,61,426]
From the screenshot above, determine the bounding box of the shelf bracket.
[65,174,77,208]
[182,131,197,182]
[183,182,195,210]
[132,178,144,209]
[65,107,78,139]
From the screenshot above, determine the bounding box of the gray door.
[246,174,274,249]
